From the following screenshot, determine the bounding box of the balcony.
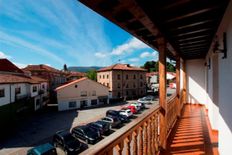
[81,93,217,155]
[78,0,231,154]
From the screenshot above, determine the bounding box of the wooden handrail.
[80,105,161,155]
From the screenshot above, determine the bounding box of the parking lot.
[0,89,175,155]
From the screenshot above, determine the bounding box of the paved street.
[0,88,175,155]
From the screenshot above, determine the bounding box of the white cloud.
[128,58,139,62]
[95,52,107,58]
[0,31,65,64]
[0,51,11,59]
[140,51,158,59]
[111,37,149,55]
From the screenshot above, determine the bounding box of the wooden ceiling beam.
[166,6,219,23]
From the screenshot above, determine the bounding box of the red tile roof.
[23,64,62,73]
[0,74,44,84]
[0,59,24,73]
[55,77,87,91]
[67,71,86,78]
[98,64,146,72]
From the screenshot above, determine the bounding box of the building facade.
[0,59,49,132]
[97,64,146,99]
[23,65,66,90]
[56,77,109,111]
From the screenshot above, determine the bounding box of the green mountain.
[68,66,103,73]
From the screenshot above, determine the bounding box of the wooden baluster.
[139,126,143,155]
[155,114,159,153]
[132,130,138,155]
[125,136,131,155]
[143,123,148,155]
[107,149,113,155]
[115,141,124,155]
[148,119,152,155]
[151,116,155,155]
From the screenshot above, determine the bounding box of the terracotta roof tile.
[0,74,39,84]
[98,64,146,72]
[23,64,62,73]
[0,59,24,73]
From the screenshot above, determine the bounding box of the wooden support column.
[176,57,181,117]
[183,60,187,104]
[158,38,167,150]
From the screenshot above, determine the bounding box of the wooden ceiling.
[79,0,229,60]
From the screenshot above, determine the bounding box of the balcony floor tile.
[163,104,218,155]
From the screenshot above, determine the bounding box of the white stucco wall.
[213,1,232,154]
[0,83,30,106]
[57,78,109,111]
[0,84,11,106]
[186,59,206,104]
[30,84,39,97]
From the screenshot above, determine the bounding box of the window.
[0,89,5,97]
[126,84,129,88]
[107,75,109,79]
[134,74,136,79]
[133,83,136,88]
[15,87,21,95]
[117,74,120,80]
[91,99,98,105]
[103,82,105,86]
[33,86,37,92]
[126,74,128,79]
[42,84,45,89]
[140,75,143,79]
[117,92,121,98]
[81,91,87,96]
[69,101,76,108]
[107,83,109,87]
[99,75,101,79]
[117,83,121,88]
[103,75,105,79]
[80,100,88,108]
[126,91,129,96]
[92,91,96,96]
[140,82,143,87]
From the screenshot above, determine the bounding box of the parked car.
[136,102,146,109]
[71,125,101,144]
[27,143,57,155]
[119,109,133,118]
[106,110,129,123]
[130,103,141,111]
[138,96,155,104]
[53,130,82,155]
[101,116,122,128]
[87,120,111,136]
[124,105,137,114]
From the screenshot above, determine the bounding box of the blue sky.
[0,0,158,69]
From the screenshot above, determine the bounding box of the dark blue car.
[27,143,57,155]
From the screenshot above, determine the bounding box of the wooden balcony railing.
[166,94,179,137]
[81,92,184,155]
[81,105,161,155]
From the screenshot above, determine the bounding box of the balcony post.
[158,37,167,150]
[176,56,181,117]
[183,60,187,104]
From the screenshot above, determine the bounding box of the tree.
[142,61,175,72]
[86,70,97,81]
[63,64,68,71]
